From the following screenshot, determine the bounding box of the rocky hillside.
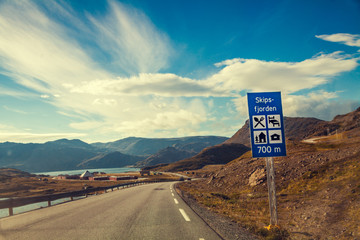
[225,117,325,146]
[135,147,194,168]
[0,168,34,181]
[77,151,145,169]
[154,143,250,171]
[225,107,360,147]
[178,106,360,239]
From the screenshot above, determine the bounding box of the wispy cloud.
[316,33,360,47]
[0,0,109,94]
[88,1,172,75]
[3,105,28,115]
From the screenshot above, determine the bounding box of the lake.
[34,167,141,176]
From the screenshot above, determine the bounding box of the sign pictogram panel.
[247,92,287,158]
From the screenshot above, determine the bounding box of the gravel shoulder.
[175,182,259,240]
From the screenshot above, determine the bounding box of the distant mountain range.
[1,107,359,173]
[0,136,228,172]
[92,136,228,156]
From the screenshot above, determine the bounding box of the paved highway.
[0,182,222,240]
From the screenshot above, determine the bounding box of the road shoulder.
[175,183,258,240]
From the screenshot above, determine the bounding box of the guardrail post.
[9,198,13,216]
[70,196,73,201]
[48,200,51,207]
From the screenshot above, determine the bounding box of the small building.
[109,176,138,181]
[56,175,80,180]
[89,176,109,181]
[140,170,151,176]
[80,170,93,180]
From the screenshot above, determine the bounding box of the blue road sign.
[247,92,287,158]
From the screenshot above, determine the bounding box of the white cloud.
[3,105,28,115]
[114,109,207,136]
[282,91,359,120]
[65,73,219,97]
[0,132,86,143]
[232,90,359,121]
[69,121,104,130]
[316,33,360,47]
[209,52,358,94]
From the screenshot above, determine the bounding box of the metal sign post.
[247,92,286,227]
[266,157,278,225]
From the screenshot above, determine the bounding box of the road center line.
[174,198,179,204]
[179,208,191,222]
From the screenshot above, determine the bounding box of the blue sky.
[0,0,359,143]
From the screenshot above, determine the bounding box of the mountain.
[135,138,230,167]
[77,151,145,169]
[135,147,194,167]
[92,136,228,157]
[0,139,99,172]
[153,143,250,172]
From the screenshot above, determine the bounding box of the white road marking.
[199,238,205,240]
[179,208,191,222]
[172,193,174,197]
[174,198,179,204]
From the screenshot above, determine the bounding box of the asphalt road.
[0,182,222,240]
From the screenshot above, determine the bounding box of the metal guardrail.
[0,180,171,217]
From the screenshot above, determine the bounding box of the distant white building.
[80,170,93,179]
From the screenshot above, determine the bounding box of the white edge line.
[179,208,191,222]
